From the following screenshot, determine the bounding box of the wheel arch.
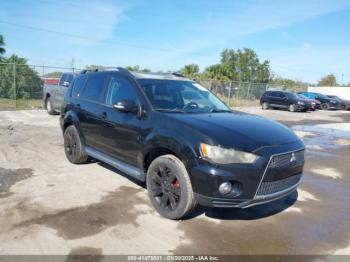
[142,130,198,175]
[62,111,86,145]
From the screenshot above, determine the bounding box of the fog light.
[219,182,232,195]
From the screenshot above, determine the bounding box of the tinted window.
[105,76,139,105]
[72,76,87,98]
[81,75,108,102]
[269,92,278,97]
[59,74,67,86]
[138,79,229,112]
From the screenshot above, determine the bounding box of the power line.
[0,20,176,53]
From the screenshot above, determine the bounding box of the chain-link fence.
[0,62,304,110]
[0,62,80,110]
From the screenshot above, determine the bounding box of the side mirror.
[113,100,139,113]
[63,81,69,87]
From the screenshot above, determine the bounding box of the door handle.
[76,103,81,108]
[101,111,107,119]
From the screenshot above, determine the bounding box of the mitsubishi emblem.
[290,152,296,162]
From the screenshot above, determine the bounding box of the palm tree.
[0,34,6,56]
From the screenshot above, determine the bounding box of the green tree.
[318,74,337,86]
[269,76,309,91]
[43,71,63,78]
[85,65,106,71]
[0,34,5,58]
[201,48,271,83]
[125,65,151,73]
[179,64,200,78]
[0,55,41,99]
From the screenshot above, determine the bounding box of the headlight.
[297,101,305,105]
[200,143,258,164]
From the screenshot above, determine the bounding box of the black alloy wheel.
[146,155,197,219]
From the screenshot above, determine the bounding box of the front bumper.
[190,143,305,208]
[195,174,301,208]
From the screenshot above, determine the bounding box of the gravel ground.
[0,108,349,255]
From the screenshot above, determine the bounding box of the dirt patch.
[0,167,33,197]
[15,186,148,240]
[66,247,104,262]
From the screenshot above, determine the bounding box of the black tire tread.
[64,125,88,164]
[147,154,197,219]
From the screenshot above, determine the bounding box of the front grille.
[269,150,304,168]
[256,174,301,196]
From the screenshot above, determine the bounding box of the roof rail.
[171,72,184,77]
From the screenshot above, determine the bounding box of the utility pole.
[71,57,75,73]
[13,62,16,109]
[341,73,344,86]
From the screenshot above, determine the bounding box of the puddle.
[0,167,33,197]
[66,247,104,262]
[15,186,149,240]
[292,123,350,155]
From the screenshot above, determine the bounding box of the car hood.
[168,111,300,152]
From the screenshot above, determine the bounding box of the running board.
[85,146,145,182]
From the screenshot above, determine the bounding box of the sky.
[1,0,350,84]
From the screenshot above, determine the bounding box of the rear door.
[56,74,73,107]
[78,74,109,150]
[268,91,280,107]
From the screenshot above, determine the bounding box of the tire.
[146,154,197,220]
[262,102,269,110]
[288,104,297,112]
[321,103,330,110]
[46,97,57,115]
[63,125,88,164]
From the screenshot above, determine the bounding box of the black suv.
[260,90,311,112]
[60,68,305,219]
[298,92,342,110]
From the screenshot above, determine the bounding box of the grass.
[0,98,43,110]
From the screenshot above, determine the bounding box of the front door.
[98,75,142,166]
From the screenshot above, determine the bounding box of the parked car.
[60,68,305,219]
[43,73,76,115]
[260,90,312,112]
[298,92,342,110]
[326,95,350,110]
[297,94,319,111]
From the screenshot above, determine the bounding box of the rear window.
[72,76,87,98]
[81,75,108,102]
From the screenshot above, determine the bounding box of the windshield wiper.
[155,108,186,113]
[210,108,232,113]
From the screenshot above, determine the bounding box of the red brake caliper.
[173,179,180,188]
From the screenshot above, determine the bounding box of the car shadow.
[185,191,298,221]
[96,161,146,188]
[84,159,298,221]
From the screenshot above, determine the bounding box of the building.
[308,86,350,100]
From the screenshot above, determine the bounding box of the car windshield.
[329,95,341,101]
[137,79,230,113]
[298,94,308,99]
[316,93,330,99]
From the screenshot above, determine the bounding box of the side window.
[270,92,277,98]
[280,93,286,98]
[65,74,74,85]
[105,76,139,106]
[81,75,108,102]
[59,74,67,86]
[72,76,87,98]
